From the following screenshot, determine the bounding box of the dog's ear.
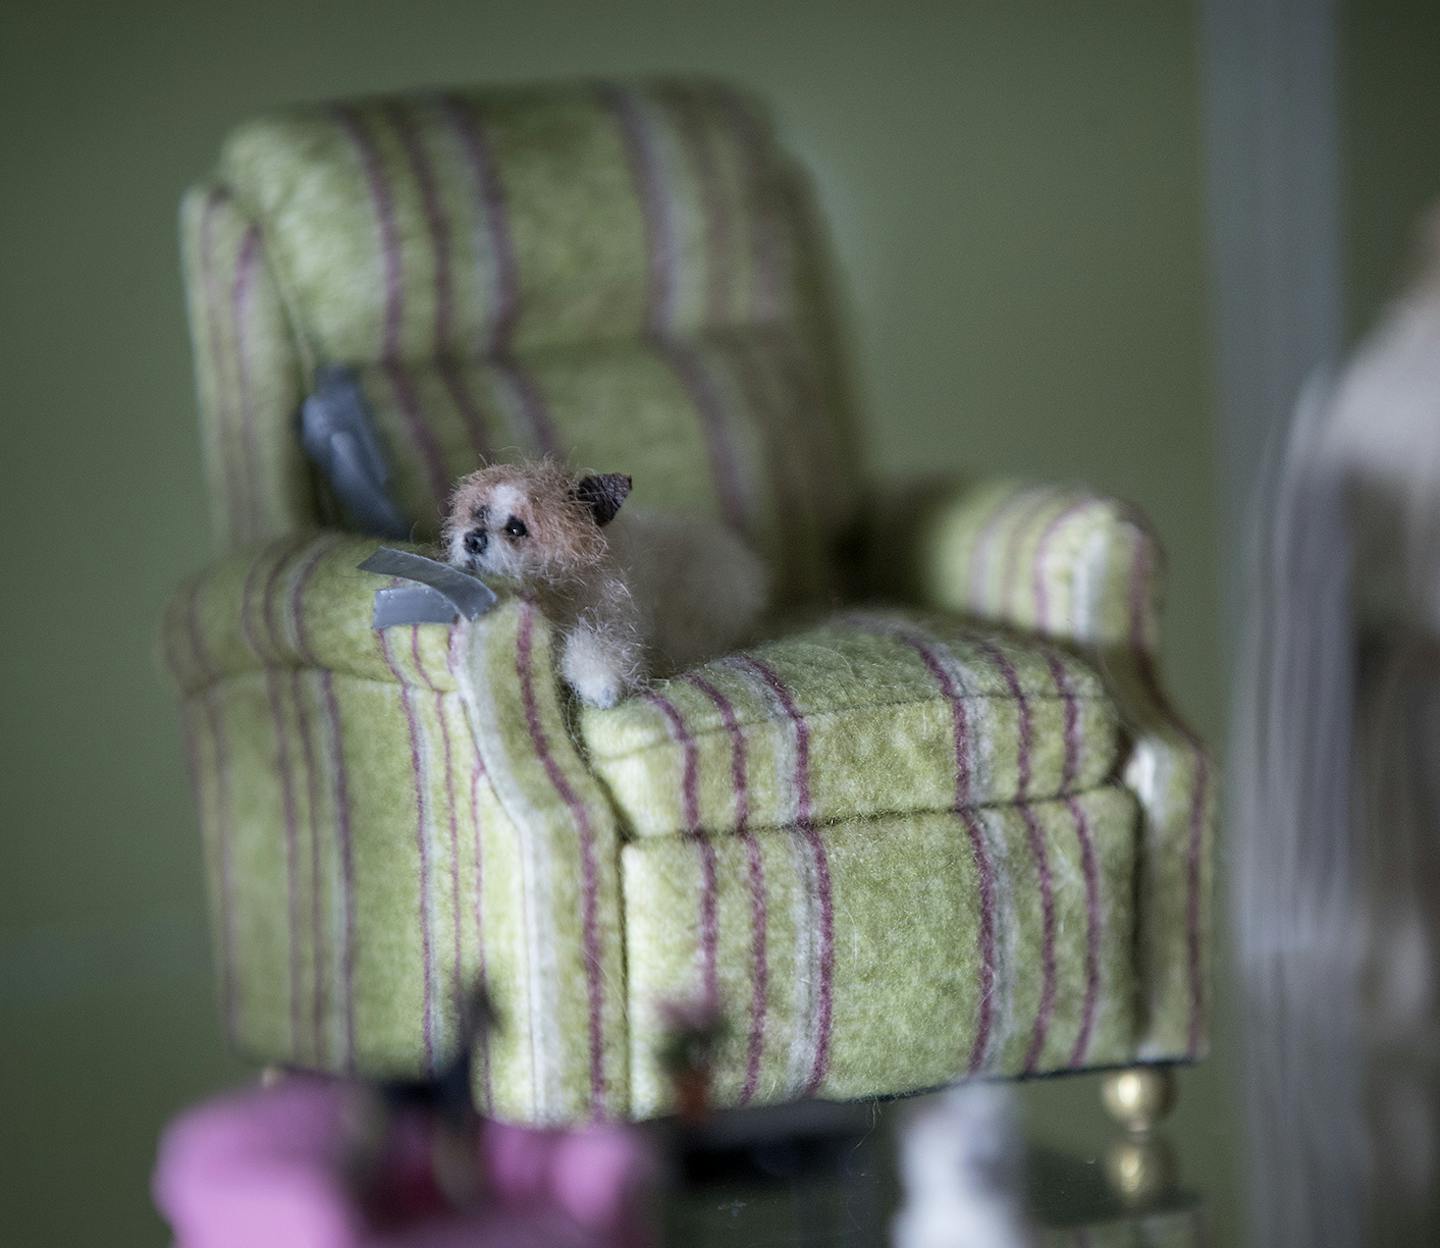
[573,473,632,527]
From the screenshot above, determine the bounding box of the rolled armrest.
[862,477,1164,654]
[162,532,630,1123]
[162,531,453,694]
[865,478,1213,1059]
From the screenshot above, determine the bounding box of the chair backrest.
[180,79,860,604]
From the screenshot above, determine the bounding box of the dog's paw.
[562,628,631,708]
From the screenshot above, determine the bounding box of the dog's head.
[443,461,632,583]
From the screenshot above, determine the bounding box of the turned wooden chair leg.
[1100,1065,1177,1135]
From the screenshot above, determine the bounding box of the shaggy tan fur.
[443,461,769,707]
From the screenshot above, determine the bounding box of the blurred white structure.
[892,1085,1035,1248]
[1232,215,1440,1248]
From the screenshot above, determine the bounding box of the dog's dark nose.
[464,528,488,556]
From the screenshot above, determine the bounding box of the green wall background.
[3,2,1230,1242]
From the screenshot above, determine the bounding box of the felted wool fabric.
[581,611,1124,838]
[163,522,1208,1123]
[864,477,1216,1060]
[167,80,1214,1127]
[623,791,1139,1117]
[167,534,644,1125]
[181,81,857,609]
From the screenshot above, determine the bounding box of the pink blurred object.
[153,1076,656,1248]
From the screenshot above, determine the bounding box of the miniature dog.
[443,461,769,708]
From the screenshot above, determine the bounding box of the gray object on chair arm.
[300,365,411,539]
[359,547,498,629]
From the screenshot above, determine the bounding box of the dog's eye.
[471,504,489,525]
[503,516,528,539]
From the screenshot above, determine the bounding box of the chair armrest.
[162,532,629,1123]
[162,531,450,695]
[859,477,1164,654]
[862,478,1214,1059]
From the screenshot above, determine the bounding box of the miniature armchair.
[164,80,1213,1126]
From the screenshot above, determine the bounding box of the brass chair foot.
[1105,1134,1178,1208]
[1099,1065,1177,1135]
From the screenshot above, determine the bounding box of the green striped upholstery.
[865,478,1216,1058]
[167,536,628,1123]
[180,81,857,606]
[582,611,1123,839]
[167,82,1214,1125]
[625,790,1139,1117]
[334,333,839,603]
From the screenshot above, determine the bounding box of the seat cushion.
[622,790,1141,1117]
[581,609,1123,838]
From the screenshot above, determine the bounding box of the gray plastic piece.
[372,584,465,629]
[358,547,498,628]
[300,366,410,538]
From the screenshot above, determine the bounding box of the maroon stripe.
[231,224,263,540]
[385,100,453,355]
[515,605,606,1116]
[972,637,1034,798]
[1128,537,1209,1058]
[1032,499,1091,633]
[411,626,464,1026]
[383,358,452,511]
[334,105,404,360]
[1000,491,1061,622]
[1045,652,1080,791]
[492,355,560,457]
[605,82,750,530]
[337,107,449,508]
[266,539,321,1070]
[734,655,832,1093]
[377,627,436,1071]
[438,357,492,458]
[1065,795,1101,1068]
[897,632,975,808]
[891,629,998,1073]
[958,810,997,1073]
[288,536,337,661]
[737,656,812,823]
[1020,804,1058,1073]
[687,673,769,1102]
[647,693,719,1007]
[645,694,700,830]
[968,633,1056,1071]
[440,93,520,353]
[797,822,834,1093]
[600,83,676,335]
[717,87,782,320]
[187,577,238,1043]
[661,342,748,532]
[671,86,732,322]
[242,544,305,1055]
[289,536,357,1069]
